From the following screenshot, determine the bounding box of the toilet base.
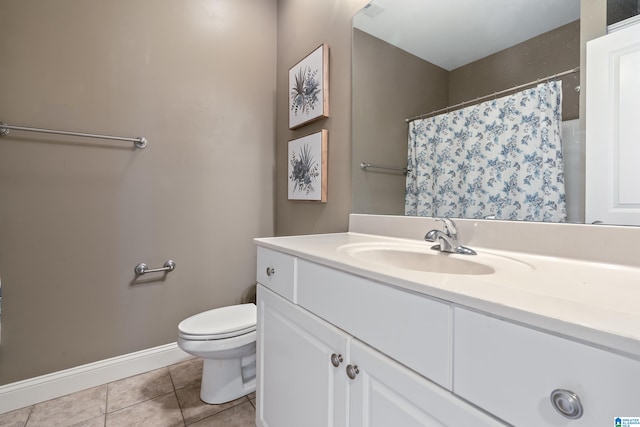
[200,354,257,404]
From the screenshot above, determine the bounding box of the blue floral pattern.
[405,81,566,222]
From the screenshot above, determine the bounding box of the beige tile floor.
[0,358,256,427]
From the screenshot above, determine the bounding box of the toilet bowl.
[177,303,257,404]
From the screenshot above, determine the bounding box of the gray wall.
[607,0,640,25]
[450,20,581,121]
[0,0,276,384]
[275,0,368,236]
[352,29,448,215]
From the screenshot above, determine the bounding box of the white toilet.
[177,303,257,404]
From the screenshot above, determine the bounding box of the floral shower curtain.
[405,81,566,222]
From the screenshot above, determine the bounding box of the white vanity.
[254,214,640,426]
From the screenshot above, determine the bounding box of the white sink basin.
[338,241,533,275]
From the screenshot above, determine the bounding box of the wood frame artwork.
[288,44,329,129]
[287,130,328,202]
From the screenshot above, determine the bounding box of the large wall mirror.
[352,0,596,224]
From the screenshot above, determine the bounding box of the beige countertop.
[255,231,640,360]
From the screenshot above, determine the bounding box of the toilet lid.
[178,303,256,339]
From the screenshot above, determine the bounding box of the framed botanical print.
[287,130,328,202]
[288,44,329,129]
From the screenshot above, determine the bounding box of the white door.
[348,339,506,427]
[256,285,349,427]
[586,22,640,225]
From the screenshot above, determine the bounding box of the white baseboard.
[0,342,191,415]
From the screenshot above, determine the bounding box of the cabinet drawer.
[454,308,640,426]
[256,247,296,302]
[297,259,452,389]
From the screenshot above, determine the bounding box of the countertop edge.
[255,233,640,361]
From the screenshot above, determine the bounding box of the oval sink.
[338,242,533,275]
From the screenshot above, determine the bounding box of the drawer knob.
[330,353,343,367]
[266,267,275,277]
[346,364,360,380]
[550,389,583,419]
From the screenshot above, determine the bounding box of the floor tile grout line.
[104,367,176,415]
[174,391,187,427]
[168,358,201,393]
[105,390,177,418]
[167,364,179,393]
[21,387,106,427]
[104,381,110,423]
[166,364,189,426]
[22,405,33,427]
[185,398,256,427]
[175,389,188,426]
[183,395,253,426]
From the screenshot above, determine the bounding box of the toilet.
[177,303,257,404]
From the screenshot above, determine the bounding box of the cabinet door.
[349,339,506,427]
[257,285,349,427]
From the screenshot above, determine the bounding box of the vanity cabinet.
[454,308,640,426]
[255,221,640,425]
[256,248,505,427]
[257,244,640,425]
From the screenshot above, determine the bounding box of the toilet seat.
[178,303,256,340]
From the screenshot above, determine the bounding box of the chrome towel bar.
[0,122,147,149]
[360,162,409,174]
[135,260,176,275]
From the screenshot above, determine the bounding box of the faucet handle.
[424,229,439,242]
[436,217,457,236]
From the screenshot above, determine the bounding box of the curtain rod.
[405,66,580,123]
[0,122,148,149]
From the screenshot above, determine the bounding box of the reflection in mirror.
[352,0,583,222]
[608,0,640,26]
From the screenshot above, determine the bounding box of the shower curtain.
[405,81,566,222]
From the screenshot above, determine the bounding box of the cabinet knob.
[330,353,343,367]
[346,364,360,380]
[266,267,275,277]
[550,389,583,419]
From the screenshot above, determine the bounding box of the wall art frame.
[287,129,328,202]
[288,43,330,129]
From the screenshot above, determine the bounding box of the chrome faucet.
[424,218,477,255]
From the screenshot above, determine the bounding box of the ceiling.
[353,0,580,71]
